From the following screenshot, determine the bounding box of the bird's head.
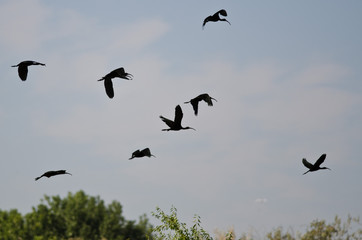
[184,126,196,131]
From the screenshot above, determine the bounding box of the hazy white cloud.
[0,0,50,54]
[294,63,351,86]
[105,19,170,54]
[255,198,268,204]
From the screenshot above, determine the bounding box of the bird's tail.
[302,170,310,175]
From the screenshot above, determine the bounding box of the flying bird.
[98,67,133,98]
[184,93,217,116]
[202,9,231,29]
[160,105,195,131]
[129,148,156,160]
[11,60,45,81]
[35,170,72,181]
[302,154,331,175]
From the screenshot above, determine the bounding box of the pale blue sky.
[0,0,361,237]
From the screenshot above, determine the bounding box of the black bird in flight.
[129,148,156,160]
[202,9,231,29]
[98,67,133,98]
[35,170,72,181]
[184,93,217,116]
[302,154,331,175]
[160,105,195,131]
[11,60,45,81]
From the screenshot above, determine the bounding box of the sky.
[0,0,362,237]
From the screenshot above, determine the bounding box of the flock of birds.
[11,9,330,181]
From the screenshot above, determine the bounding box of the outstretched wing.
[314,154,327,167]
[217,9,228,17]
[142,148,150,154]
[202,16,211,28]
[302,158,314,169]
[18,65,28,81]
[190,98,199,115]
[174,105,183,125]
[104,78,114,98]
[160,116,174,128]
[141,148,151,156]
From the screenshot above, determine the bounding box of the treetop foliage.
[0,190,152,240]
[0,192,361,240]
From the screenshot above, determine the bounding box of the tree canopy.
[0,190,152,240]
[1,193,361,240]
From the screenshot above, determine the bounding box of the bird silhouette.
[302,154,331,175]
[11,60,45,81]
[160,105,195,131]
[184,93,217,116]
[129,148,156,160]
[202,9,231,29]
[35,170,72,181]
[98,67,133,98]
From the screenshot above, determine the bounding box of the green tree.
[0,209,25,239]
[300,215,362,240]
[264,215,362,240]
[151,206,213,240]
[266,227,294,240]
[0,190,153,240]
